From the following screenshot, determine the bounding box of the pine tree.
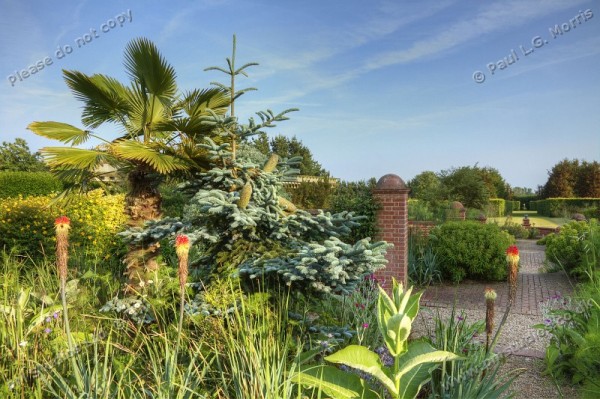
[120,37,389,297]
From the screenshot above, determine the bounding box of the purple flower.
[544,319,552,325]
[44,328,52,334]
[362,323,369,328]
[53,311,60,319]
[45,317,52,323]
[457,316,464,321]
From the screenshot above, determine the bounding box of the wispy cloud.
[362,0,589,71]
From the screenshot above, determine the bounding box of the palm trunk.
[123,168,163,293]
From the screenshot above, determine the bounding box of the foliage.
[430,221,513,283]
[0,138,47,172]
[211,286,303,399]
[486,198,506,217]
[542,159,600,198]
[252,133,328,176]
[329,179,380,243]
[0,189,127,260]
[123,134,389,298]
[530,198,600,218]
[0,172,63,198]
[292,280,460,399]
[290,177,335,210]
[424,306,519,398]
[499,221,530,239]
[543,220,593,276]
[535,221,600,397]
[408,171,442,204]
[408,230,442,287]
[438,166,491,209]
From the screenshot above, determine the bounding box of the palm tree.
[28,38,231,291]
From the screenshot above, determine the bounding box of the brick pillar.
[372,174,410,289]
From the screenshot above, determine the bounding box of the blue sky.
[1,0,599,190]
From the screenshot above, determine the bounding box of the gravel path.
[413,240,578,398]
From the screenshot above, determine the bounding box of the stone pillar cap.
[375,174,408,190]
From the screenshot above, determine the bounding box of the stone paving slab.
[421,240,574,316]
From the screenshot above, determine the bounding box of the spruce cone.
[237,182,252,209]
[278,196,297,213]
[262,154,279,173]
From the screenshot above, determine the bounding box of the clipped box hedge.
[486,198,505,217]
[529,198,600,217]
[0,171,62,198]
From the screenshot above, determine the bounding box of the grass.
[487,211,570,229]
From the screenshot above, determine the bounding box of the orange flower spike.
[175,235,190,289]
[54,215,71,233]
[175,234,191,258]
[505,245,520,265]
[54,216,71,281]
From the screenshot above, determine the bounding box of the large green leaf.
[325,345,395,394]
[63,70,131,128]
[40,147,106,170]
[180,88,230,118]
[385,313,412,356]
[123,37,177,101]
[396,361,436,399]
[111,140,188,174]
[404,291,423,320]
[396,341,461,383]
[291,365,379,399]
[28,121,90,146]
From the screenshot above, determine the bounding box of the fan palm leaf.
[28,122,92,146]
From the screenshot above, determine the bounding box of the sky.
[1,0,599,190]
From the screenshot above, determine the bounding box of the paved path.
[421,240,574,316]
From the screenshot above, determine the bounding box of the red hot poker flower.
[505,245,519,264]
[54,215,71,232]
[175,235,190,258]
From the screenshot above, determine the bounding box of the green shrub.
[544,220,596,276]
[0,189,127,259]
[506,200,520,214]
[0,171,62,198]
[500,221,530,239]
[430,221,514,283]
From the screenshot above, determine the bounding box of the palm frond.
[180,88,230,118]
[40,147,109,170]
[63,70,131,128]
[112,140,189,174]
[28,122,91,146]
[123,38,177,101]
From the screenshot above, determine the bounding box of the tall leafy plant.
[292,279,460,399]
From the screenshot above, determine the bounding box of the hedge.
[529,198,600,217]
[0,189,127,259]
[0,171,62,198]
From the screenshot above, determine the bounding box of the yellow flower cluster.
[0,189,127,259]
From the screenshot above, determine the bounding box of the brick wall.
[372,174,410,289]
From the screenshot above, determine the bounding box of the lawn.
[487,210,570,229]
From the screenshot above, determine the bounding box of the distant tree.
[512,186,534,196]
[439,166,490,209]
[575,161,600,198]
[329,178,379,243]
[252,134,327,176]
[478,166,509,198]
[542,159,580,198]
[291,178,334,209]
[0,138,47,172]
[408,171,442,204]
[251,132,271,155]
